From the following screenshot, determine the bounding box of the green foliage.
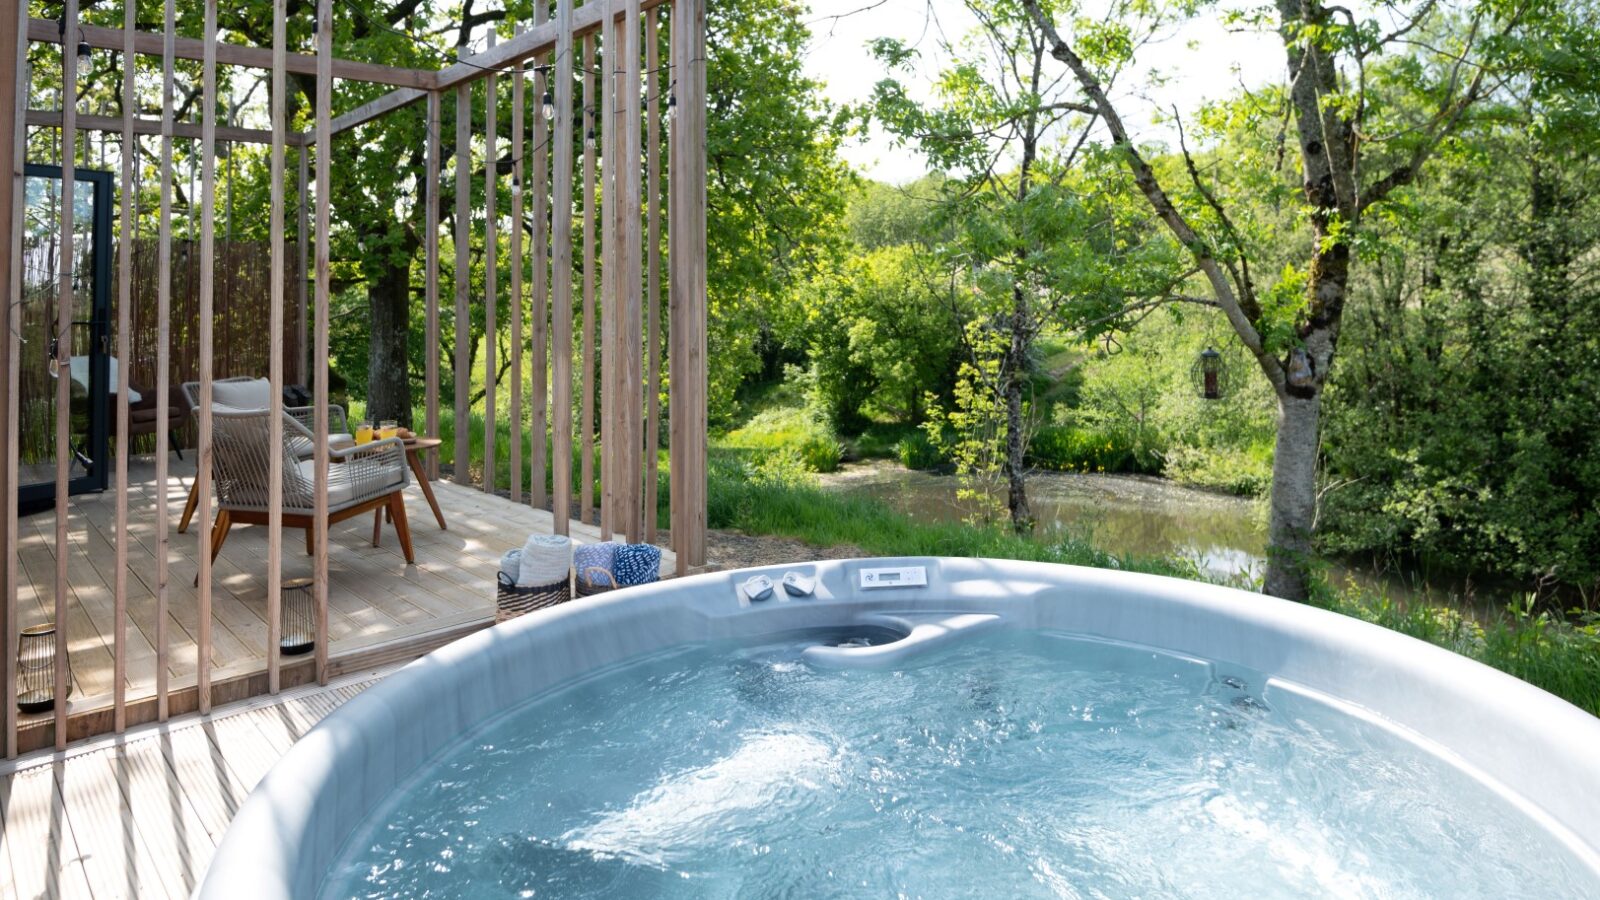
[701,0,856,421]
[1028,425,1158,475]
[1310,585,1600,717]
[798,434,844,473]
[718,407,843,475]
[896,432,948,470]
[786,244,962,429]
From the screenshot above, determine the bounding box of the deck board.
[14,455,672,742]
[0,670,390,899]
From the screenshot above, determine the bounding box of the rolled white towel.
[519,534,573,587]
[500,548,523,582]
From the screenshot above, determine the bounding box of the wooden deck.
[14,455,672,750]
[0,665,391,899]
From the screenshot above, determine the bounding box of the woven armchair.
[202,407,415,565]
[178,377,352,532]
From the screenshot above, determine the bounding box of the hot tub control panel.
[859,565,927,589]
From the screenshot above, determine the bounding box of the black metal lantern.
[1194,346,1225,400]
[17,624,65,713]
[281,578,316,656]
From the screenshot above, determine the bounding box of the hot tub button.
[782,572,815,597]
[742,575,775,602]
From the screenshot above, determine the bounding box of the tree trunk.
[366,259,413,428]
[1005,284,1032,531]
[1264,387,1320,600]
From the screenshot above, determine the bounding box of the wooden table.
[401,437,447,529]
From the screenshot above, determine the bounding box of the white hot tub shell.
[197,557,1600,898]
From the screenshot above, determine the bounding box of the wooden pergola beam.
[327,88,425,137]
[25,108,307,146]
[28,17,434,89]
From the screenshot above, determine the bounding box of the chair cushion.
[211,378,274,410]
[287,433,354,460]
[295,460,356,506]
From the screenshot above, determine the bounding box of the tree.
[702,0,855,421]
[869,0,1193,531]
[1021,0,1538,599]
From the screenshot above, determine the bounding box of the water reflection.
[823,463,1493,609]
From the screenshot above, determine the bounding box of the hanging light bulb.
[76,33,91,62]
[585,125,596,150]
[541,89,555,122]
[664,91,677,127]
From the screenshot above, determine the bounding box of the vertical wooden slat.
[296,149,309,385]
[599,11,615,540]
[529,0,550,514]
[267,0,287,695]
[644,6,661,544]
[425,92,441,480]
[313,0,332,684]
[114,0,136,729]
[482,33,497,496]
[155,0,175,719]
[579,34,596,527]
[55,0,79,750]
[549,0,574,536]
[2,0,25,759]
[508,33,523,505]
[195,0,217,715]
[670,0,707,572]
[453,83,470,485]
[622,0,643,543]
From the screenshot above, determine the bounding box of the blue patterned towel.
[614,544,662,586]
[574,541,620,586]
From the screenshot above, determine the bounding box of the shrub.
[799,435,843,473]
[896,432,946,469]
[1028,425,1158,475]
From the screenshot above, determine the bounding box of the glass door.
[17,165,112,512]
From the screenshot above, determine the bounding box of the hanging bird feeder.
[1193,346,1225,400]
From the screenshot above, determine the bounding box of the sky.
[802,0,1285,184]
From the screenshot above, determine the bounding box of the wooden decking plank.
[56,747,172,899]
[1,763,95,899]
[153,725,250,843]
[107,738,214,898]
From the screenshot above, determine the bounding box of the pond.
[822,462,1473,607]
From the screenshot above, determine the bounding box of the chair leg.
[171,431,183,461]
[178,480,199,533]
[305,525,315,556]
[388,492,415,564]
[372,508,383,548]
[208,509,232,563]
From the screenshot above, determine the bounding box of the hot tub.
[198,558,1600,898]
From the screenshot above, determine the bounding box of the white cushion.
[287,433,354,459]
[211,378,274,410]
[295,460,356,506]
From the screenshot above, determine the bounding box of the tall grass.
[1310,583,1600,715]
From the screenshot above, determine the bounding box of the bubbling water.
[322,630,1598,899]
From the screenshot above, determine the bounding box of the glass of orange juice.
[379,419,399,440]
[355,421,374,445]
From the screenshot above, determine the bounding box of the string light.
[58,15,91,60]
[541,89,555,122]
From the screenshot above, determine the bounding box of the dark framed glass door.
[17,165,113,513]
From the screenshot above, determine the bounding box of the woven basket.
[496,571,572,623]
[575,566,620,597]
